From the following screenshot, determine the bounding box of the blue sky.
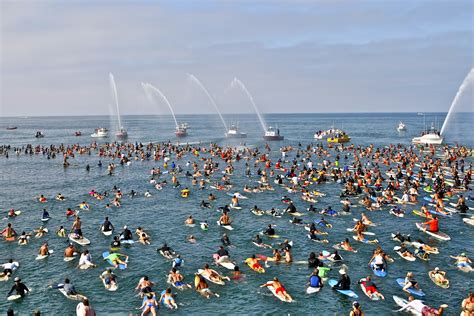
[0,0,472,116]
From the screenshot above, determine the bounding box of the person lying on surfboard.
[260,277,292,301]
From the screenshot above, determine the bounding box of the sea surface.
[0,113,473,315]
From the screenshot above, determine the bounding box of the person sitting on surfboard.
[308,271,323,289]
[1,223,17,239]
[403,272,421,293]
[54,278,78,296]
[39,242,49,256]
[7,277,30,298]
[120,226,133,241]
[135,276,154,296]
[101,217,114,232]
[64,243,78,258]
[260,277,292,301]
[332,268,351,290]
[423,216,439,232]
[219,211,231,226]
[221,234,231,247]
[264,224,275,236]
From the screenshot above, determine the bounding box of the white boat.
[412,123,443,145]
[314,127,343,140]
[226,124,247,138]
[263,126,284,141]
[397,121,406,132]
[115,127,128,139]
[91,128,108,138]
[35,131,44,138]
[175,123,188,137]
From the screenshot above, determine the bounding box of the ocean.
[0,113,472,315]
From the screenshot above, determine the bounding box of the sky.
[0,0,473,117]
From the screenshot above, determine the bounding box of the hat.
[339,268,346,275]
[353,301,360,308]
[123,225,127,229]
[461,253,466,256]
[14,277,20,282]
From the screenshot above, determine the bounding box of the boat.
[397,121,406,132]
[263,126,284,141]
[175,123,188,137]
[6,126,17,130]
[314,127,342,140]
[327,131,350,143]
[115,127,128,139]
[74,131,82,136]
[91,128,108,138]
[35,131,44,138]
[412,123,443,145]
[226,123,247,138]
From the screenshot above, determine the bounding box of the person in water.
[359,276,384,299]
[138,293,159,316]
[423,216,439,232]
[7,277,30,297]
[349,301,364,316]
[332,268,351,290]
[461,292,474,316]
[308,271,323,289]
[396,295,447,315]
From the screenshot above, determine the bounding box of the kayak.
[36,249,54,260]
[245,259,265,273]
[102,251,127,270]
[415,223,451,241]
[197,269,225,285]
[69,234,91,245]
[393,295,421,316]
[428,271,449,289]
[359,278,380,300]
[306,286,321,294]
[396,278,425,297]
[265,283,293,302]
[217,221,234,231]
[328,279,358,298]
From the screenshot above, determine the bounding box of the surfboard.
[328,279,358,298]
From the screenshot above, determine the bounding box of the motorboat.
[226,124,247,138]
[115,127,128,139]
[74,131,82,136]
[175,123,188,137]
[91,128,109,138]
[35,131,44,138]
[412,123,443,145]
[314,127,342,140]
[327,131,351,143]
[6,126,17,130]
[397,121,406,132]
[263,126,284,141]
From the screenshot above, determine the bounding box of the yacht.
[412,123,443,145]
[175,123,188,137]
[91,128,109,138]
[397,121,406,132]
[226,124,247,138]
[263,126,284,141]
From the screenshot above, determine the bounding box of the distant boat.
[115,127,128,139]
[417,113,424,116]
[6,126,17,130]
[35,131,44,138]
[412,123,443,145]
[175,123,188,137]
[74,131,82,136]
[397,121,406,132]
[263,126,284,141]
[91,128,108,138]
[226,123,247,138]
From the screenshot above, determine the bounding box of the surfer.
[396,295,447,315]
[260,277,292,301]
[7,277,30,298]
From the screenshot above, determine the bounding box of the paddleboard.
[415,223,450,241]
[69,234,91,245]
[328,279,358,298]
[396,278,425,297]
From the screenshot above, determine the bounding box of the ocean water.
[0,113,473,315]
